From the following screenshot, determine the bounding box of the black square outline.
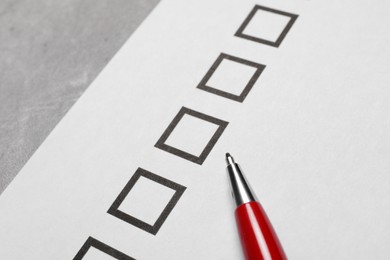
[107,168,186,235]
[196,53,265,102]
[154,107,228,164]
[74,236,135,260]
[235,5,298,47]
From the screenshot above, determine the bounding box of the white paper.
[1,0,390,259]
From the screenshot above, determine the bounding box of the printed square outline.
[235,5,298,47]
[107,168,186,235]
[155,107,228,164]
[196,53,265,102]
[74,236,135,260]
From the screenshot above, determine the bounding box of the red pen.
[225,153,287,260]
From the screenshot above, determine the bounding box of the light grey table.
[0,0,160,194]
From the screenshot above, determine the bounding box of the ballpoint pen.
[225,153,287,260]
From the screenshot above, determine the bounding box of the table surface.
[0,0,160,194]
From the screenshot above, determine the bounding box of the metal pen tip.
[226,153,235,166]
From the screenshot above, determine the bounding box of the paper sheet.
[1,0,390,259]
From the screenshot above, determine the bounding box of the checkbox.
[197,53,265,102]
[155,107,228,165]
[107,168,186,235]
[235,5,298,47]
[74,237,134,260]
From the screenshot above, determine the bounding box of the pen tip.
[225,153,235,166]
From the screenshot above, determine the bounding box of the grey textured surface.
[0,0,160,194]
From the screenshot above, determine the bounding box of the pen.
[225,153,287,260]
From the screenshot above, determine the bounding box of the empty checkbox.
[107,168,186,235]
[235,5,298,47]
[155,107,228,164]
[74,237,134,260]
[197,53,265,102]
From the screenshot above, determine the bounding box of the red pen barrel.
[235,201,287,260]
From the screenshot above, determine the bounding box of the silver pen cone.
[225,153,257,206]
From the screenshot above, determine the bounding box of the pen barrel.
[235,201,287,260]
